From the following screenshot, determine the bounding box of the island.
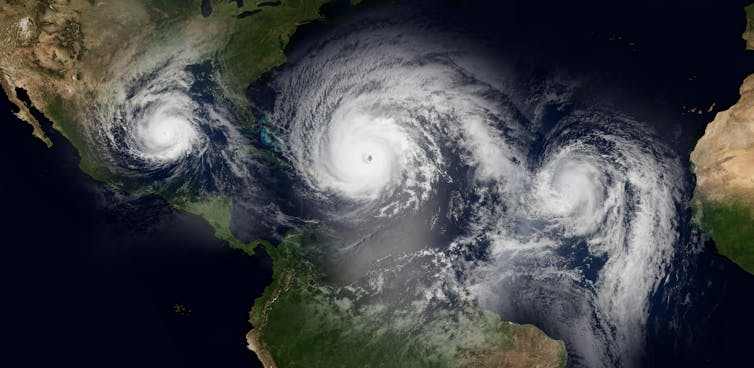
[0,1,567,367]
[0,0,336,253]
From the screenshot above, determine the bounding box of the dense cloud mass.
[88,53,248,193]
[86,7,686,368]
[262,14,684,368]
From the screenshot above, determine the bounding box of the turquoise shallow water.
[0,88,270,368]
[5,1,754,367]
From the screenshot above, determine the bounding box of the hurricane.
[124,81,201,164]
[253,13,686,368]
[86,50,248,193]
[78,5,688,367]
[280,65,447,219]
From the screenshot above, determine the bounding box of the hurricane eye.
[266,23,685,367]
[134,110,198,161]
[288,111,442,216]
[90,63,240,190]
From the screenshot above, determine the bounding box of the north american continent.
[0,1,566,367]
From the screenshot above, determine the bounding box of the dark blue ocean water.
[4,0,754,367]
[285,0,754,366]
[0,91,269,367]
[422,1,754,366]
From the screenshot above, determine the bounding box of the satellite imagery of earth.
[4,0,754,367]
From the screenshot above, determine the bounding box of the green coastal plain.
[2,0,343,254]
[698,201,754,274]
[691,3,754,276]
[248,231,568,368]
[1,1,567,367]
[95,0,340,252]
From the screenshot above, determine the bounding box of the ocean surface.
[0,91,269,367]
[4,0,754,367]
[287,1,754,366]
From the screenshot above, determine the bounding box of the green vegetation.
[699,200,754,274]
[43,92,141,194]
[212,0,337,98]
[17,3,571,365]
[48,98,259,254]
[745,3,754,34]
[743,3,754,49]
[126,0,372,255]
[248,231,567,368]
[40,0,364,258]
[174,195,265,255]
[45,95,117,182]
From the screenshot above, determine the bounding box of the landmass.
[0,0,334,253]
[1,1,568,366]
[173,195,264,255]
[247,231,568,368]
[690,4,754,274]
[743,3,754,50]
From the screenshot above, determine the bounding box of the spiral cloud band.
[83,8,687,368]
[88,52,250,193]
[283,74,446,218]
[261,17,684,368]
[130,91,200,163]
